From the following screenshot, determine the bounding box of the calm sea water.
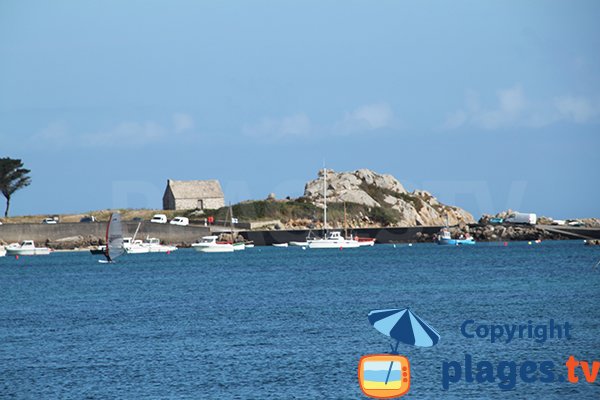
[1,241,599,399]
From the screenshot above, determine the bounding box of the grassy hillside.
[204,199,401,227]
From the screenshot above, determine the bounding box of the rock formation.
[303,168,475,227]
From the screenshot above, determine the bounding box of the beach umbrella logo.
[358,308,440,399]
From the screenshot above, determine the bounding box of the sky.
[0,0,599,219]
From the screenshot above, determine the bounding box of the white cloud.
[30,121,70,147]
[31,112,197,148]
[472,86,526,130]
[173,112,195,133]
[81,120,166,146]
[336,102,394,133]
[442,86,600,130]
[242,113,311,139]
[554,96,600,123]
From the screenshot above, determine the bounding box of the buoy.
[339,246,343,250]
[167,251,171,255]
[503,242,508,246]
[15,255,19,260]
[408,243,413,247]
[393,244,397,248]
[528,241,532,245]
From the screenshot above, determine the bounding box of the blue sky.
[1,1,598,219]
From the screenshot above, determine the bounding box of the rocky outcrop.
[413,224,570,243]
[303,169,475,227]
[46,235,104,250]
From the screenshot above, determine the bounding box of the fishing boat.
[192,236,234,253]
[436,228,475,245]
[100,213,125,262]
[308,231,360,249]
[5,240,51,256]
[144,237,177,252]
[307,168,361,249]
[232,242,246,251]
[354,236,376,247]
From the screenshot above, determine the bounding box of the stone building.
[162,179,225,211]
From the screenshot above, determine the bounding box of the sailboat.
[100,212,125,263]
[307,168,360,249]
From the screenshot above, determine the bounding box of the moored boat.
[6,240,51,256]
[436,228,475,245]
[354,236,376,247]
[289,241,308,247]
[0,246,6,257]
[308,231,361,249]
[192,236,234,253]
[273,243,289,247]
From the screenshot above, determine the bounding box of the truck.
[505,212,537,225]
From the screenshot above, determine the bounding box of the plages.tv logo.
[358,308,440,399]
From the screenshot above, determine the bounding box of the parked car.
[551,219,566,226]
[42,218,57,224]
[80,216,97,223]
[567,220,584,227]
[170,217,189,226]
[150,214,167,224]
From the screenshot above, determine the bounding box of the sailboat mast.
[323,167,327,231]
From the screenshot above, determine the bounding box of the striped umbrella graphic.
[367,308,440,385]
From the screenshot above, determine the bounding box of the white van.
[505,212,537,225]
[170,217,189,226]
[150,214,167,224]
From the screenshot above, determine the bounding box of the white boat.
[289,241,308,247]
[6,240,51,256]
[308,231,360,249]
[124,238,147,254]
[306,168,361,249]
[353,235,376,247]
[125,237,178,254]
[0,246,6,257]
[232,242,246,251]
[273,243,289,247]
[192,236,234,253]
[144,237,178,253]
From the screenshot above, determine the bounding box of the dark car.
[80,216,97,223]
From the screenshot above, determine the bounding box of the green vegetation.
[203,199,402,227]
[0,158,32,217]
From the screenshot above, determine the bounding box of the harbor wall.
[240,226,444,245]
[0,222,210,245]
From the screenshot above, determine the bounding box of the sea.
[1,241,599,399]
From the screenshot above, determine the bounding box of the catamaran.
[307,168,360,249]
[101,212,125,263]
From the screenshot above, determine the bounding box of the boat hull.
[307,240,360,249]
[437,238,476,246]
[289,241,308,247]
[193,244,234,253]
[6,248,51,256]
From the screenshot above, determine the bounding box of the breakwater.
[0,222,210,246]
[240,226,444,245]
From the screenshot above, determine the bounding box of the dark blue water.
[1,241,599,399]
